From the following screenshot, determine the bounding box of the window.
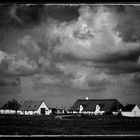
[134,111,136,116]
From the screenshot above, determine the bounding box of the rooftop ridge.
[24,100,44,103]
[77,99,118,101]
[24,100,44,101]
[125,104,136,106]
[20,100,46,111]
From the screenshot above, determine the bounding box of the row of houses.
[0,100,65,116]
[0,97,140,117]
[67,98,140,117]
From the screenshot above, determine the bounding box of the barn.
[17,100,50,115]
[67,98,123,115]
[121,104,140,117]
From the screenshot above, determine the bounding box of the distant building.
[17,100,50,115]
[0,109,16,115]
[56,108,66,114]
[121,104,140,117]
[67,98,123,115]
[49,107,66,115]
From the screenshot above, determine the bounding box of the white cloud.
[42,5,140,62]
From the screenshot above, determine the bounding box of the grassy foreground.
[0,114,140,135]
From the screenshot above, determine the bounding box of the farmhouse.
[121,104,140,117]
[67,98,123,115]
[17,100,50,115]
[0,99,20,115]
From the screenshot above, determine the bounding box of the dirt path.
[55,115,74,120]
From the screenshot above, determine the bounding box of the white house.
[68,98,123,115]
[121,104,140,117]
[18,100,51,115]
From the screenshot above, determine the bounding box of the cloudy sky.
[0,4,140,108]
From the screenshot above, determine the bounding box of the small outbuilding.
[18,100,50,115]
[49,107,66,115]
[121,104,140,117]
[56,108,66,114]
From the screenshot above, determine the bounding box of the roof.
[19,100,46,111]
[69,99,123,112]
[122,104,136,111]
[56,108,65,111]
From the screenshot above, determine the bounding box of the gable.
[20,100,49,111]
[37,102,49,111]
[132,105,140,112]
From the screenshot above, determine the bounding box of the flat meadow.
[0,114,140,135]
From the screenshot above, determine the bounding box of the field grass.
[0,114,140,135]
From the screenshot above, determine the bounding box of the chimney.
[86,97,88,100]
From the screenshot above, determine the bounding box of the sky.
[0,4,140,109]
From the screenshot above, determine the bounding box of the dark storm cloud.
[1,4,140,99]
[1,4,140,72]
[0,4,79,29]
[0,84,21,95]
[54,48,140,64]
[0,4,79,80]
[93,61,140,75]
[2,4,140,88]
[42,5,79,22]
[0,49,64,77]
[1,4,140,107]
[44,6,123,58]
[39,5,140,76]
[131,73,140,85]
[32,68,111,93]
[114,5,140,43]
[0,4,43,29]
[0,74,21,86]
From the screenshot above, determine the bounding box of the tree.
[2,99,21,114]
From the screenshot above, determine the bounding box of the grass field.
[0,114,140,135]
